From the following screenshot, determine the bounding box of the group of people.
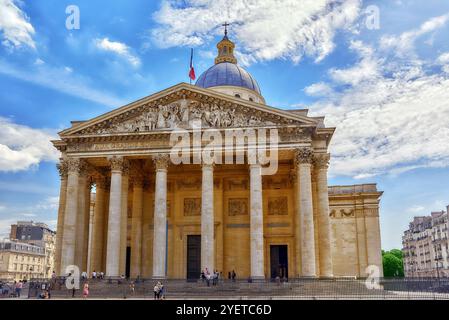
[91,271,105,279]
[153,281,165,300]
[0,281,23,298]
[201,268,221,286]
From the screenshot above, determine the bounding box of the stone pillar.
[106,156,126,277]
[152,154,169,279]
[249,164,265,279]
[130,176,143,278]
[296,148,317,277]
[87,194,95,275]
[75,164,88,270]
[90,175,107,273]
[54,160,68,275]
[119,165,129,277]
[82,182,92,273]
[60,158,82,274]
[201,163,215,273]
[314,154,333,278]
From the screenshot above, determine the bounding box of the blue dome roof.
[195,62,261,95]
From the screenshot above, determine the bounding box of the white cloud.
[304,82,334,97]
[151,0,362,64]
[407,205,425,213]
[306,15,449,178]
[0,116,60,172]
[0,59,126,106]
[0,218,15,239]
[380,13,449,57]
[0,0,35,49]
[438,52,449,64]
[95,37,141,67]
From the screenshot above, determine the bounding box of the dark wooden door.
[187,235,201,280]
[270,245,288,279]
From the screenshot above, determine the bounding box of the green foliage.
[382,249,404,278]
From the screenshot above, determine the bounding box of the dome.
[195,62,261,95]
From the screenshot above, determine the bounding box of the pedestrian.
[159,283,165,300]
[15,281,22,298]
[129,281,135,295]
[232,270,236,282]
[228,272,231,280]
[92,270,97,279]
[153,282,160,300]
[81,271,87,280]
[83,283,89,299]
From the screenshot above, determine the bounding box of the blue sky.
[1,0,449,250]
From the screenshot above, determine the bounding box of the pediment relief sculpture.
[76,98,301,136]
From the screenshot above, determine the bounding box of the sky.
[0,0,449,250]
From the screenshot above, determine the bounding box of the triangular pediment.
[59,83,318,137]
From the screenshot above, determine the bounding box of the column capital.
[313,153,330,170]
[295,148,314,165]
[202,162,215,170]
[152,154,170,171]
[57,160,68,179]
[107,156,128,172]
[65,158,87,174]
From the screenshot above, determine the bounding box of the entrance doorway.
[270,245,288,279]
[187,235,201,281]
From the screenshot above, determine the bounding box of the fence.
[8,277,449,300]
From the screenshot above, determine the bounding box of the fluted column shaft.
[250,164,265,279]
[130,177,143,278]
[296,148,317,277]
[55,160,68,275]
[60,158,82,274]
[201,164,215,273]
[119,170,129,277]
[75,170,88,270]
[315,154,333,278]
[106,156,125,277]
[152,154,169,279]
[90,177,107,273]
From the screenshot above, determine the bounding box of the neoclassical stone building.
[52,33,383,280]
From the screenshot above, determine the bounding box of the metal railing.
[7,277,449,300]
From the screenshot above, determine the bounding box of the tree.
[382,250,404,277]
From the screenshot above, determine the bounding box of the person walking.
[92,270,97,279]
[15,281,22,298]
[83,283,89,299]
[159,283,165,300]
[153,282,161,300]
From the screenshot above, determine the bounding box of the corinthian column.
[60,158,82,274]
[106,156,126,277]
[250,164,265,279]
[90,175,107,273]
[75,162,88,270]
[201,163,215,273]
[130,175,143,278]
[296,148,317,277]
[152,154,169,279]
[119,164,129,277]
[55,160,68,275]
[314,154,333,278]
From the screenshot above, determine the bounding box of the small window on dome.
[249,97,254,102]
[235,94,241,98]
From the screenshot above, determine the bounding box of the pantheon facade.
[52,33,383,279]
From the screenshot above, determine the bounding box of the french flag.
[189,48,196,81]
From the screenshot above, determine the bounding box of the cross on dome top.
[215,22,237,64]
